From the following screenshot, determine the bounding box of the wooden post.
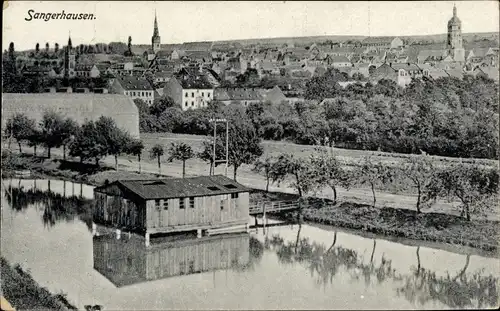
[263,203,267,226]
[197,229,202,238]
[116,228,121,240]
[145,232,150,247]
[92,223,97,236]
[245,223,249,233]
[254,216,258,227]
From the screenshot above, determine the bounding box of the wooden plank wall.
[94,192,145,230]
[145,192,250,230]
[145,235,250,281]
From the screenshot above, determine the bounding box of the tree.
[35,43,40,53]
[198,139,225,175]
[252,155,278,193]
[309,148,350,205]
[6,114,37,153]
[45,42,49,53]
[39,111,65,158]
[219,109,264,181]
[8,42,15,61]
[69,120,108,166]
[27,128,43,157]
[125,139,145,173]
[168,142,194,178]
[426,163,498,221]
[271,153,317,197]
[150,144,164,174]
[352,156,393,207]
[400,155,435,213]
[54,43,59,53]
[96,116,131,170]
[59,118,80,161]
[149,96,177,116]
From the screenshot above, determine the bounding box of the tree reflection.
[4,183,93,231]
[267,228,498,309]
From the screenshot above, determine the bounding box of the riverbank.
[0,257,77,310]
[2,152,499,253]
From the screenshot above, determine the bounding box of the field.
[139,132,498,167]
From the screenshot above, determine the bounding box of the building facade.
[93,176,250,239]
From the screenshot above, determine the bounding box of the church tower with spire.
[64,34,76,79]
[447,4,465,62]
[152,11,161,54]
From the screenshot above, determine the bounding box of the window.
[231,193,239,199]
[163,200,169,210]
[185,101,188,107]
[179,198,185,209]
[191,101,194,106]
[189,197,195,208]
[201,92,204,97]
[207,93,210,98]
[142,92,144,96]
[155,199,161,209]
[192,92,194,97]
[207,186,220,191]
[224,184,238,189]
[185,92,188,97]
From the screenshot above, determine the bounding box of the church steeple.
[153,10,159,37]
[151,10,161,54]
[447,3,464,62]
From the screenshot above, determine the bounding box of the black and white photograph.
[1,1,499,310]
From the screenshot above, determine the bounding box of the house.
[328,56,352,68]
[466,47,499,66]
[111,76,155,105]
[93,233,250,287]
[163,68,215,110]
[93,175,251,242]
[362,37,404,50]
[214,87,265,106]
[370,63,423,88]
[258,86,287,105]
[153,70,174,83]
[75,64,100,78]
[471,65,499,82]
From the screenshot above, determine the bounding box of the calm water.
[1,178,499,310]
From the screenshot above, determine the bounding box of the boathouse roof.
[94,175,250,200]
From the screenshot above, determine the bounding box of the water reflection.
[266,224,499,309]
[92,233,261,287]
[2,178,499,310]
[3,179,93,230]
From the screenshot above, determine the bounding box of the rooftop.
[95,175,250,200]
[117,76,153,91]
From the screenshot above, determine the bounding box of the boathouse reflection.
[92,233,258,287]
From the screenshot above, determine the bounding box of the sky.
[3,1,499,51]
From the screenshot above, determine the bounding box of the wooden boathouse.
[93,175,250,241]
[93,233,250,287]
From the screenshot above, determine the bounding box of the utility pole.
[209,118,229,177]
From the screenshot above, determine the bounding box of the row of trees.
[5,112,144,170]
[135,70,498,159]
[252,148,498,221]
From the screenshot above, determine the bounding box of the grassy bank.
[3,152,499,253]
[253,190,500,253]
[0,257,77,310]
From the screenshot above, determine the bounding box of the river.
[1,179,499,310]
